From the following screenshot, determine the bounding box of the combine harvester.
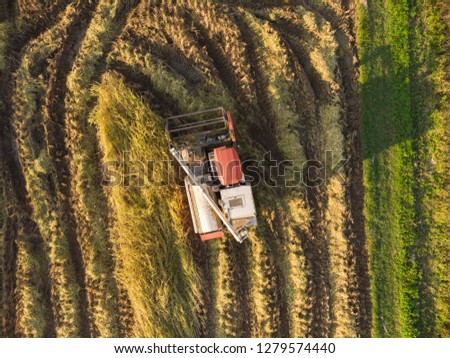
[166,107,257,243]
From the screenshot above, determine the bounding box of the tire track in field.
[214,238,251,337]
[334,29,372,338]
[233,9,305,336]
[13,210,56,337]
[266,4,370,336]
[16,0,71,41]
[256,9,347,336]
[275,24,337,337]
[235,8,334,337]
[339,0,373,337]
[1,210,17,337]
[233,13,286,161]
[42,0,98,336]
[285,42,332,337]
[184,6,286,158]
[0,175,54,337]
[183,8,287,337]
[108,61,183,116]
[183,206,216,338]
[276,29,322,337]
[311,0,371,336]
[302,0,372,336]
[64,0,141,337]
[0,59,21,336]
[0,1,66,336]
[184,9,247,104]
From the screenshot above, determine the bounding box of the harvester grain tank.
[166,107,257,243]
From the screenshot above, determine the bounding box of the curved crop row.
[64,0,140,337]
[13,210,53,337]
[236,8,328,337]
[12,4,89,337]
[274,7,357,337]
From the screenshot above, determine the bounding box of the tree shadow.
[359,43,434,161]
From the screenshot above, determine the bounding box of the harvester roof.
[213,146,243,186]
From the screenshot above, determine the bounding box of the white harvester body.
[220,185,257,226]
[184,178,222,235]
[166,107,257,243]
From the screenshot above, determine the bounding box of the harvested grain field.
[0,0,447,338]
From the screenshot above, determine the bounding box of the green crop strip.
[358,0,449,337]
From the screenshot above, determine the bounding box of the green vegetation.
[92,72,203,337]
[359,0,449,337]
